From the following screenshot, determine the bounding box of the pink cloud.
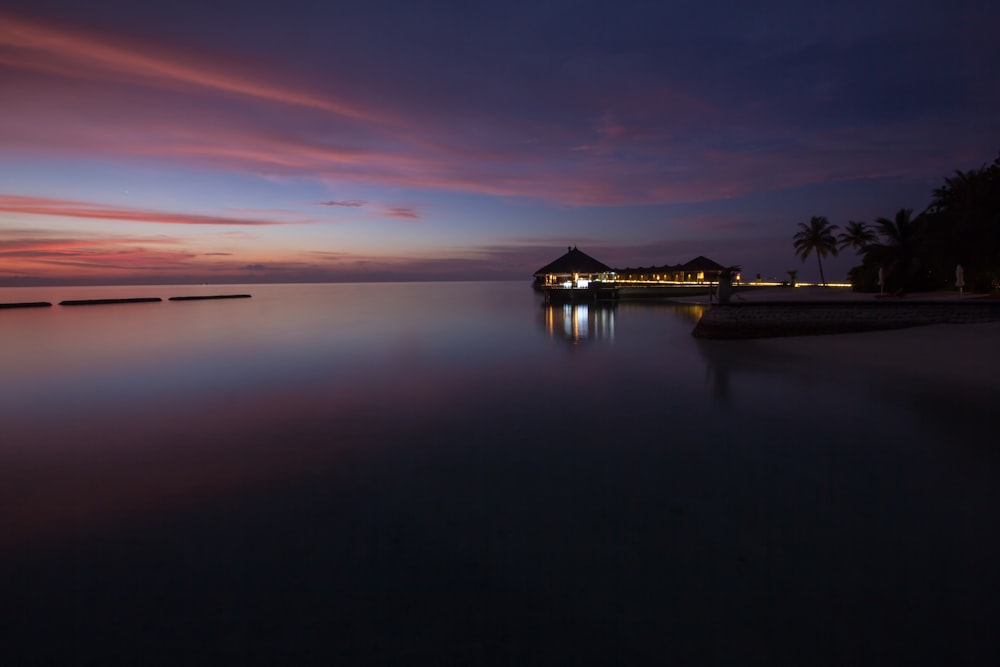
[0,241,201,277]
[0,11,390,122]
[0,15,783,208]
[315,200,367,207]
[0,11,975,213]
[384,206,420,219]
[0,226,273,281]
[0,194,302,226]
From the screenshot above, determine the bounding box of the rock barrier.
[168,294,252,301]
[0,301,52,309]
[59,297,163,306]
[692,300,1000,339]
[2,295,253,309]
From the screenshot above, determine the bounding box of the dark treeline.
[797,153,1000,292]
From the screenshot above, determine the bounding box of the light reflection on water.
[541,303,616,343]
[1,281,998,663]
[539,302,705,344]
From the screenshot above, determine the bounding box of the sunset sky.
[2,1,998,285]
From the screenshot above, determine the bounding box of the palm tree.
[716,265,742,303]
[927,156,1000,290]
[793,216,839,285]
[930,168,986,215]
[837,220,876,253]
[718,265,742,281]
[867,208,921,292]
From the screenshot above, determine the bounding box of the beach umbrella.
[878,266,885,295]
[956,264,965,294]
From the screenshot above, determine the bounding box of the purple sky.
[2,0,998,285]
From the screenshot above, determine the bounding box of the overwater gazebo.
[532,246,615,288]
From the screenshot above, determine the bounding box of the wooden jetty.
[540,282,725,305]
[541,284,618,305]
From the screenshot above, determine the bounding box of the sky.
[1,0,998,285]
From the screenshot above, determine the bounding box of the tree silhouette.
[837,220,876,253]
[926,155,1000,290]
[930,167,991,215]
[865,208,922,292]
[793,216,839,285]
[843,153,999,293]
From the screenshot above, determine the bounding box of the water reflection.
[2,282,999,664]
[692,332,787,405]
[540,303,615,343]
[696,342,733,404]
[614,301,706,324]
[694,326,1000,437]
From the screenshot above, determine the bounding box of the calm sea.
[1,281,997,664]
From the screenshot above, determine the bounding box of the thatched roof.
[680,256,725,272]
[615,257,726,276]
[533,246,613,277]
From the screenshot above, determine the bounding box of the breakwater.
[167,294,252,301]
[60,297,162,306]
[541,283,732,304]
[0,301,52,309]
[2,294,251,310]
[692,300,1000,339]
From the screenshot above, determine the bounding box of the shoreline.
[687,287,1000,339]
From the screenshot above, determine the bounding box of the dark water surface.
[1,282,997,664]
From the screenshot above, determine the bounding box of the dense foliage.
[921,154,1000,292]
[810,154,1000,292]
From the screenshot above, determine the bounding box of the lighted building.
[533,248,731,289]
[532,246,615,288]
[614,255,726,283]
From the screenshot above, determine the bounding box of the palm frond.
[791,215,839,285]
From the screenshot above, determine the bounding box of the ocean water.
[1,281,997,664]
